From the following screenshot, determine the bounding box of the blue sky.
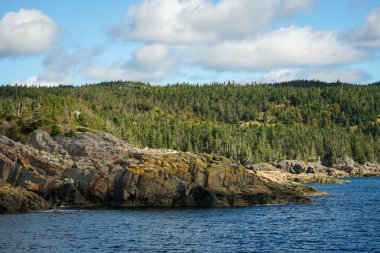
[0,0,380,86]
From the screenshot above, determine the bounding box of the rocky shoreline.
[1,130,378,213]
[246,158,379,185]
[0,130,320,213]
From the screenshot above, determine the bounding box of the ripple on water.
[0,178,380,253]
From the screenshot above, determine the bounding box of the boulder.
[28,130,63,154]
[54,132,134,159]
[333,156,357,173]
[274,160,309,174]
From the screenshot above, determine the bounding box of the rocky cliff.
[0,130,318,213]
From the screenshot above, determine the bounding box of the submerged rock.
[0,131,315,213]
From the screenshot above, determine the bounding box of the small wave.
[34,208,80,213]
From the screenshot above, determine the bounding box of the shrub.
[64,129,75,137]
[51,124,62,136]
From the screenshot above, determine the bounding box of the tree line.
[0,80,379,165]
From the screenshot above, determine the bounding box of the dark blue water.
[0,178,379,253]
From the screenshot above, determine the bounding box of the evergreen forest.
[1,80,379,165]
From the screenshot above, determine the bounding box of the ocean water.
[0,177,379,253]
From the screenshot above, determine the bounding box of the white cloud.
[112,0,314,44]
[352,8,380,48]
[191,26,370,71]
[42,46,104,71]
[5,2,377,85]
[282,0,315,16]
[82,44,176,82]
[81,64,126,81]
[131,44,170,69]
[21,74,73,87]
[0,9,57,57]
[259,68,372,83]
[18,47,103,86]
[13,72,73,87]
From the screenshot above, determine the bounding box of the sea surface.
[0,177,379,253]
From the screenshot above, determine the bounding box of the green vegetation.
[1,80,379,165]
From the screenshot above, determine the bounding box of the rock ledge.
[0,130,317,213]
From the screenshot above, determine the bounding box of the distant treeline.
[1,80,379,165]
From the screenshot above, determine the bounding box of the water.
[0,178,379,253]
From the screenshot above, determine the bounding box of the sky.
[0,0,380,86]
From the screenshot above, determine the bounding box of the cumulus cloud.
[259,68,372,83]
[5,2,377,85]
[42,46,104,72]
[21,74,73,87]
[191,26,370,71]
[82,44,176,82]
[131,43,171,69]
[13,71,73,87]
[19,47,103,86]
[352,8,380,48]
[111,0,314,44]
[0,9,57,57]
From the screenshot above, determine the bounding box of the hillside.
[1,80,379,165]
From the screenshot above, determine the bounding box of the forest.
[0,80,379,165]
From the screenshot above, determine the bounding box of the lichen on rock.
[0,130,318,213]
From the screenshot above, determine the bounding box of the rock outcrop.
[269,160,348,183]
[332,156,380,177]
[253,158,380,184]
[0,181,51,213]
[0,130,317,213]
